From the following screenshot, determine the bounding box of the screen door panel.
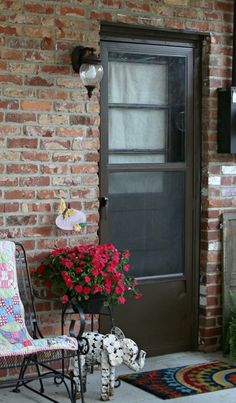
[109,171,185,278]
[107,50,186,280]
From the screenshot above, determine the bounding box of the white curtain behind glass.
[108,58,166,191]
[108,61,167,104]
[108,61,167,161]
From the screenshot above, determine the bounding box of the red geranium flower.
[33,243,142,307]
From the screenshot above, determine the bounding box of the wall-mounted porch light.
[71,46,103,98]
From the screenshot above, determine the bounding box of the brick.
[164,0,189,3]
[7,138,38,148]
[56,77,82,89]
[25,76,54,86]
[8,62,38,74]
[207,296,219,306]
[21,151,49,161]
[86,102,100,113]
[6,112,36,123]
[23,227,53,237]
[0,49,24,60]
[215,2,233,12]
[207,285,222,295]
[3,87,35,98]
[200,327,222,337]
[208,198,232,207]
[54,102,85,113]
[38,114,68,125]
[38,89,68,100]
[7,37,40,50]
[7,164,38,174]
[70,115,99,126]
[6,215,37,226]
[37,190,56,199]
[40,37,54,50]
[60,7,85,17]
[3,202,19,213]
[4,190,35,199]
[56,127,84,137]
[20,176,50,186]
[52,152,81,162]
[0,177,18,186]
[86,127,99,137]
[21,100,52,111]
[90,11,113,20]
[72,138,99,150]
[81,175,98,185]
[99,0,122,7]
[38,215,55,225]
[0,151,20,160]
[71,164,98,174]
[52,176,81,186]
[221,187,236,197]
[22,202,51,213]
[84,153,99,162]
[41,65,69,74]
[0,228,21,239]
[0,60,7,70]
[0,74,22,85]
[71,188,98,199]
[25,3,54,14]
[23,26,52,38]
[24,50,53,63]
[41,164,69,174]
[222,165,236,174]
[0,100,19,109]
[24,126,55,137]
[41,139,70,150]
[0,25,18,35]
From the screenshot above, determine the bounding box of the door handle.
[99,196,109,219]
[100,196,109,207]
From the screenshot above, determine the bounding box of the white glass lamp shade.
[79,63,104,86]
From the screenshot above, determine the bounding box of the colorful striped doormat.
[119,361,236,399]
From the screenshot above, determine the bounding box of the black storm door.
[99,33,200,356]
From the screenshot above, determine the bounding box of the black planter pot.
[71,294,106,314]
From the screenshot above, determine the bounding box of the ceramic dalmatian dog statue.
[72,326,146,401]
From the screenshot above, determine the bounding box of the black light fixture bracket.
[71,46,101,73]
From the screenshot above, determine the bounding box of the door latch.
[99,196,109,208]
[99,196,109,219]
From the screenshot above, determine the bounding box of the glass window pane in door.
[108,52,186,163]
[109,108,166,150]
[109,59,168,104]
[108,171,185,278]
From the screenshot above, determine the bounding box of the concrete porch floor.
[0,351,236,403]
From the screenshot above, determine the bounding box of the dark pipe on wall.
[217,0,236,154]
[232,0,236,86]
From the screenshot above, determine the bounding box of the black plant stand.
[61,299,115,400]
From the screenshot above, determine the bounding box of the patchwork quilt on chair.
[0,241,78,357]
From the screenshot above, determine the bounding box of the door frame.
[99,23,204,350]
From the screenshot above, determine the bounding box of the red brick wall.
[0,0,235,353]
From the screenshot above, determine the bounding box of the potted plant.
[33,243,142,312]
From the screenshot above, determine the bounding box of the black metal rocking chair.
[0,240,88,403]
